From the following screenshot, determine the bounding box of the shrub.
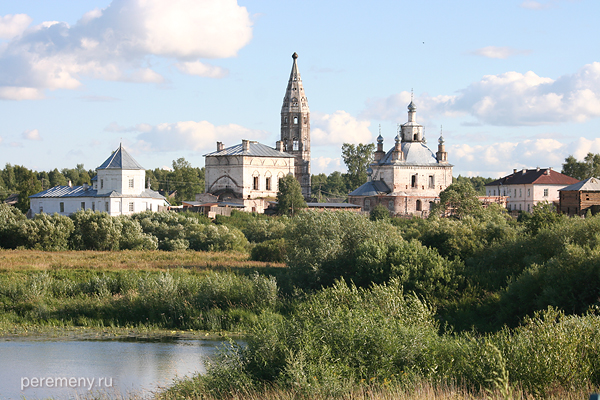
[0,203,26,249]
[20,213,74,251]
[69,210,122,250]
[250,238,286,262]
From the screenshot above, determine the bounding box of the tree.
[341,143,375,191]
[562,153,600,181]
[171,157,204,202]
[430,180,483,219]
[277,174,306,216]
[370,204,390,221]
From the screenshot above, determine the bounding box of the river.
[0,337,222,399]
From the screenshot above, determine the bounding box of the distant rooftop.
[97,144,145,170]
[204,141,294,158]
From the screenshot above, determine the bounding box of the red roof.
[486,168,580,186]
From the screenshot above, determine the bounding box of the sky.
[1,0,600,179]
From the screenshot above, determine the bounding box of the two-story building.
[485,167,579,212]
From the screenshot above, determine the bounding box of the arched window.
[293,139,299,151]
[416,200,422,211]
[294,116,298,124]
[364,199,371,211]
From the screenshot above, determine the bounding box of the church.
[29,144,169,216]
[203,52,311,205]
[348,101,453,216]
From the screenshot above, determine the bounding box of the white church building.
[29,144,169,216]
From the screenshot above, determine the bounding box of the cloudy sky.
[1,0,600,178]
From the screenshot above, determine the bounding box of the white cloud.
[134,120,269,153]
[0,14,32,39]
[312,156,342,175]
[0,86,44,100]
[176,61,228,78]
[363,62,600,127]
[21,129,41,141]
[448,137,595,177]
[471,46,532,59]
[0,0,252,97]
[311,111,372,146]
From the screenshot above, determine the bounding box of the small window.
[105,202,109,212]
[100,179,104,189]
[493,190,496,196]
[544,189,549,197]
[416,200,422,211]
[527,188,531,197]
[293,139,299,151]
[519,188,522,198]
[39,205,43,213]
[364,199,371,211]
[527,204,530,212]
[60,202,64,213]
[81,202,85,210]
[253,176,259,190]
[428,176,434,189]
[294,116,298,124]
[92,202,95,211]
[129,178,134,188]
[266,177,271,191]
[411,175,417,188]
[149,204,153,211]
[284,117,288,124]
[129,202,134,212]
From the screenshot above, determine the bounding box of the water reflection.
[0,338,221,399]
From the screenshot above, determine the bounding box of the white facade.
[348,101,453,216]
[29,145,169,217]
[204,140,295,200]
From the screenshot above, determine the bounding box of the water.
[0,337,222,399]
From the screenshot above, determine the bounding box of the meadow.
[3,196,600,399]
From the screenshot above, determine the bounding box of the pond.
[0,337,223,399]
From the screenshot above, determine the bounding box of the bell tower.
[281,52,311,198]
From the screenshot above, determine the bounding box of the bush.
[69,210,122,250]
[0,203,26,249]
[250,238,286,262]
[242,218,288,243]
[20,213,74,251]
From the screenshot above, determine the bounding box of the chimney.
[242,139,250,151]
[513,169,517,174]
[83,183,88,190]
[522,169,526,174]
[276,141,284,152]
[217,142,224,151]
[68,180,72,188]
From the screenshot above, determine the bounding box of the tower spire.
[281,52,311,198]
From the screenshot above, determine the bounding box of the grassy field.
[0,249,285,271]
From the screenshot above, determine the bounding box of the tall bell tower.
[281,52,311,198]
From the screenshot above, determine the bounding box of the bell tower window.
[294,116,298,124]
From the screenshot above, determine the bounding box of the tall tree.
[430,180,483,219]
[341,143,375,191]
[562,153,600,181]
[171,158,204,202]
[277,174,307,216]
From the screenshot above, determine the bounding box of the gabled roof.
[559,177,600,192]
[348,180,391,196]
[97,144,145,170]
[29,185,166,200]
[204,141,294,158]
[486,168,579,186]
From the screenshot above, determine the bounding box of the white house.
[485,167,579,212]
[348,101,453,216]
[29,144,169,216]
[204,140,295,199]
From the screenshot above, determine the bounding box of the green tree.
[171,158,204,203]
[49,168,68,187]
[562,153,600,180]
[519,201,564,236]
[341,143,375,190]
[370,203,390,221]
[276,174,306,216]
[14,166,43,213]
[430,180,483,219]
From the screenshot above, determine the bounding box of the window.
[293,139,299,151]
[39,205,43,213]
[129,202,134,212]
[519,188,522,198]
[100,179,104,189]
[416,200,422,211]
[493,190,496,196]
[105,202,109,212]
[543,188,549,197]
[149,203,152,211]
[519,204,522,210]
[527,188,531,197]
[527,204,530,212]
[411,175,417,188]
[364,199,370,211]
[265,177,271,191]
[294,116,298,124]
[81,202,85,210]
[129,178,134,188]
[253,176,259,190]
[92,202,95,211]
[284,117,288,124]
[60,202,64,213]
[428,176,434,189]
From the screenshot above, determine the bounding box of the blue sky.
[1,0,600,178]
